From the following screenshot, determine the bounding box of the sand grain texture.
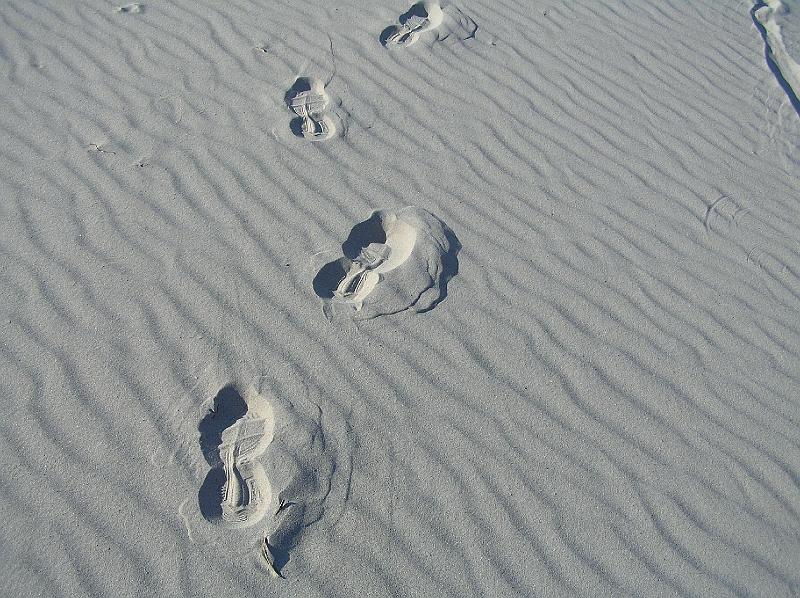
[1,0,799,596]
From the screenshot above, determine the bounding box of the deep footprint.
[285,77,335,141]
[314,206,460,320]
[382,1,443,47]
[198,384,275,529]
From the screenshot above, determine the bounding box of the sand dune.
[1,0,799,596]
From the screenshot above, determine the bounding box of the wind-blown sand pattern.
[1,0,800,596]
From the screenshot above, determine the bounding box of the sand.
[1,0,799,596]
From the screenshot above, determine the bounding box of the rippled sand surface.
[1,1,799,596]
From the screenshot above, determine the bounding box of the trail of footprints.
[286,2,446,141]
[272,2,462,319]
[195,0,461,580]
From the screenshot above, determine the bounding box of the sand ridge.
[0,0,799,596]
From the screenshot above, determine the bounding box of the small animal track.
[198,384,275,529]
[285,77,335,141]
[382,1,444,47]
[314,206,460,320]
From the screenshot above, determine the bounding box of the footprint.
[285,77,335,141]
[333,242,394,306]
[116,3,144,13]
[198,384,275,529]
[381,1,444,47]
[314,207,460,320]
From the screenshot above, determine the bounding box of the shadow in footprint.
[197,468,226,522]
[342,214,388,259]
[313,260,347,300]
[379,26,397,46]
[197,385,248,522]
[284,77,312,102]
[313,213,388,300]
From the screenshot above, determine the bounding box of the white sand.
[1,0,799,596]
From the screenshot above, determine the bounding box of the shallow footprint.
[382,1,444,47]
[198,384,275,529]
[285,77,335,141]
[314,206,460,320]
